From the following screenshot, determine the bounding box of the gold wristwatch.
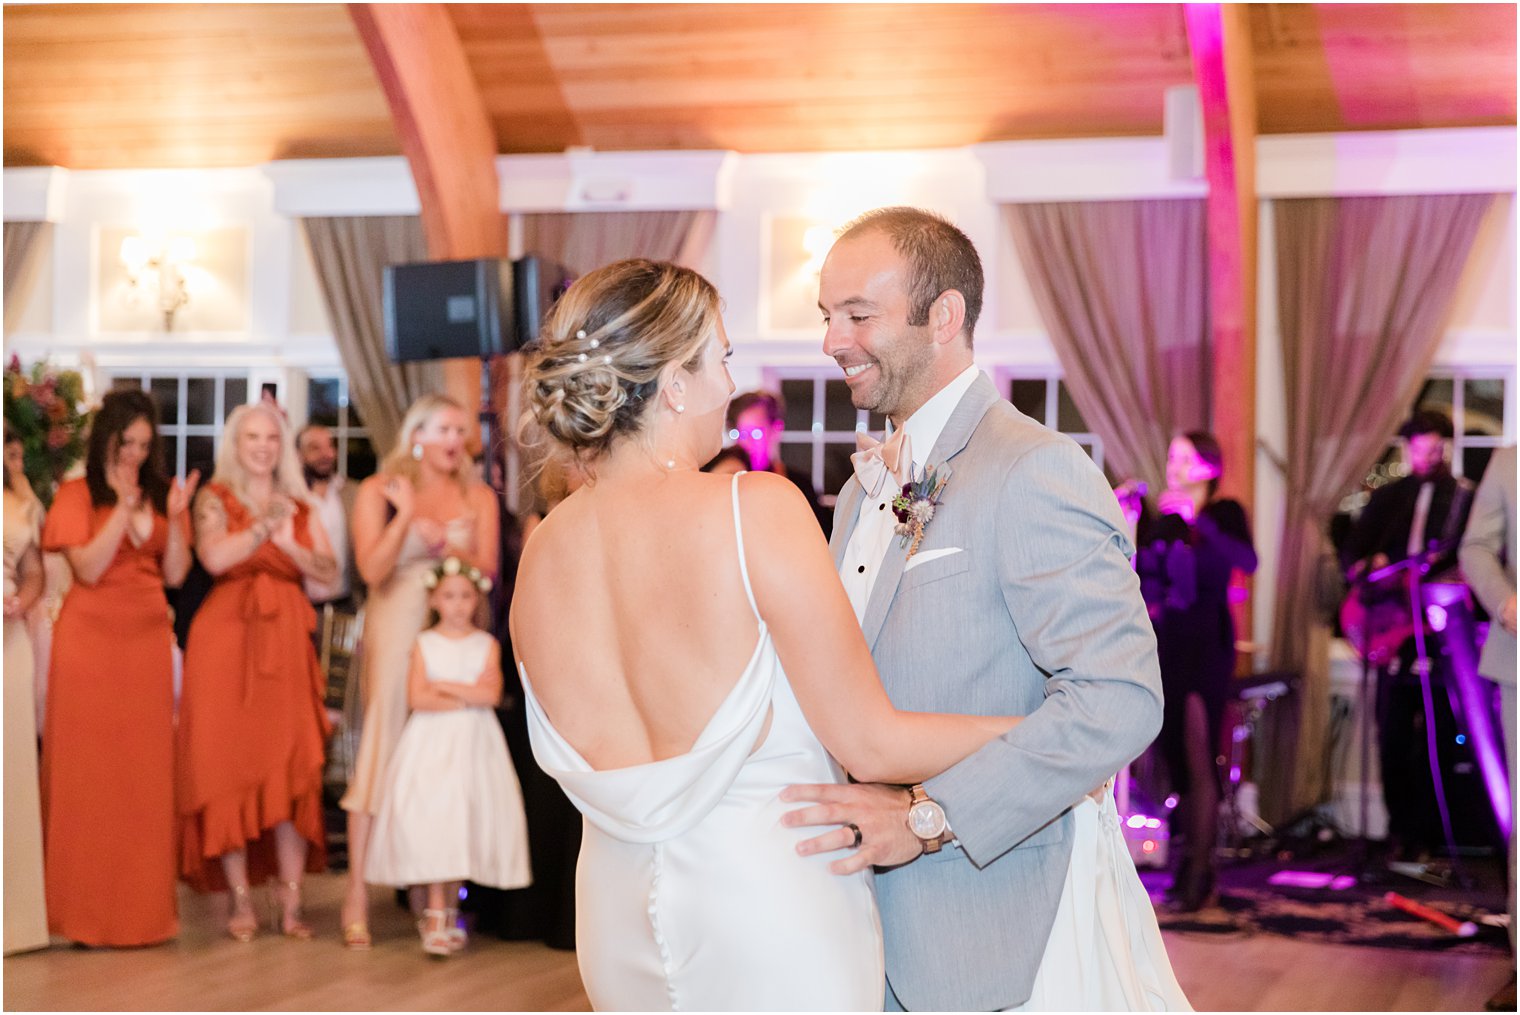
[906,784,953,854]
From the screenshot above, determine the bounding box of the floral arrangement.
[4,355,90,506]
[422,555,493,594]
[891,466,950,560]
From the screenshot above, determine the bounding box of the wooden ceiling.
[3,3,1514,170]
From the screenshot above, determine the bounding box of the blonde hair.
[380,393,472,493]
[520,259,721,463]
[213,402,309,508]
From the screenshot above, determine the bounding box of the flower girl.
[366,557,531,955]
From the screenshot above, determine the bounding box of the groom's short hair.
[837,207,984,347]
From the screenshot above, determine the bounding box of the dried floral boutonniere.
[891,466,949,560]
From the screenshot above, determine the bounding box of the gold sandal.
[227,884,258,943]
[274,880,314,940]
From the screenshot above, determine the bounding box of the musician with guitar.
[1342,410,1475,864]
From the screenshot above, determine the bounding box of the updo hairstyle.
[522,259,721,460]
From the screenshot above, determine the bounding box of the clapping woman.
[41,389,196,946]
[176,403,336,941]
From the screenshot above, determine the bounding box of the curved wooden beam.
[350,3,506,442]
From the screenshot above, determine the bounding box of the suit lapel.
[858,373,1000,649]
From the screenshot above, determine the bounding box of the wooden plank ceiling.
[3,2,1514,170]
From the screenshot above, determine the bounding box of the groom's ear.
[931,290,967,347]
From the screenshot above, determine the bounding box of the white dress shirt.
[305,476,351,603]
[840,365,982,621]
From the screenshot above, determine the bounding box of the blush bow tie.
[852,429,912,498]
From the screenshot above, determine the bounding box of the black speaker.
[512,255,575,349]
[384,258,514,362]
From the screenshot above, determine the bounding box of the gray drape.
[1002,200,1210,488]
[519,210,717,276]
[4,221,50,337]
[1264,192,1496,821]
[300,216,440,453]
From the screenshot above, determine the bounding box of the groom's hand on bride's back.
[779,783,921,875]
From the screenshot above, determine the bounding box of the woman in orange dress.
[41,389,197,947]
[176,402,336,941]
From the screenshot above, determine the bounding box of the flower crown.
[422,556,493,594]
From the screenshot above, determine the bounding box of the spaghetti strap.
[730,472,761,621]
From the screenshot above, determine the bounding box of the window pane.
[1056,382,1088,433]
[161,436,181,479]
[780,379,814,432]
[150,377,179,426]
[1463,445,1495,484]
[1008,379,1046,422]
[1463,378,1505,436]
[780,443,814,487]
[111,376,141,392]
[1415,377,1454,418]
[308,377,341,428]
[347,398,364,429]
[186,377,214,426]
[824,380,857,432]
[224,378,248,417]
[184,435,215,478]
[346,437,378,482]
[867,410,888,433]
[823,441,857,499]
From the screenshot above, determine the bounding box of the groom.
[782,207,1164,1010]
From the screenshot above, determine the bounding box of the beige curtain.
[518,210,717,276]
[4,221,50,337]
[1264,193,1496,822]
[301,216,440,453]
[1002,200,1210,488]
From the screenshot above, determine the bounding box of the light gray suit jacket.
[1460,445,1516,686]
[831,374,1163,1011]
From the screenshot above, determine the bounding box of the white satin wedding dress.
[519,476,884,1011]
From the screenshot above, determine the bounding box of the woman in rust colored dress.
[41,389,197,947]
[177,402,337,942]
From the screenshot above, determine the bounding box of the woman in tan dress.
[339,394,499,948]
[4,432,48,954]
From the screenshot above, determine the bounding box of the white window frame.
[757,367,880,507]
[995,367,1106,473]
[108,370,254,479]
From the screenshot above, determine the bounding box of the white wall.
[5,126,1514,463]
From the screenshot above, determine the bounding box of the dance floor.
[3,871,1510,1011]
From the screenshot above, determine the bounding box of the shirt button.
[857,565,866,574]
[879,503,886,511]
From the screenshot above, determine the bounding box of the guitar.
[1340,541,1462,664]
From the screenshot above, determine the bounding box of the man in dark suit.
[1343,409,1474,863]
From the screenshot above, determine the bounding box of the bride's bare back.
[511,469,763,769]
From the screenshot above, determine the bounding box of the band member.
[1342,410,1473,862]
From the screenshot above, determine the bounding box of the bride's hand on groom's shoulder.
[779,783,922,875]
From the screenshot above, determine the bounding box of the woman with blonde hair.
[176,401,338,941]
[339,393,499,948]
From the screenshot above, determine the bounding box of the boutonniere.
[891,466,949,560]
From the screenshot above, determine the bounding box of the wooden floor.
[4,872,1511,1011]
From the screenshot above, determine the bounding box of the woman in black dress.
[1133,431,1257,911]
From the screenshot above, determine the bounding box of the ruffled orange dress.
[176,483,330,892]
[40,478,183,947]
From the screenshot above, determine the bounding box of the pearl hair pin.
[576,330,587,340]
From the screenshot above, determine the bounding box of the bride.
[509,259,1023,1011]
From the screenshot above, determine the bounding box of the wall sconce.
[120,233,195,330]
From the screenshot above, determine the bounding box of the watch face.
[909,800,947,839]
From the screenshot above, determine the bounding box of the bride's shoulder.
[732,470,822,547]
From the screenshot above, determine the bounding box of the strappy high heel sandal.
[227,884,259,943]
[273,880,315,940]
[340,895,372,950]
[418,908,453,957]
[442,907,467,952]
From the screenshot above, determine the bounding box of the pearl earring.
[665,458,676,469]
[412,444,423,461]
[675,404,686,414]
